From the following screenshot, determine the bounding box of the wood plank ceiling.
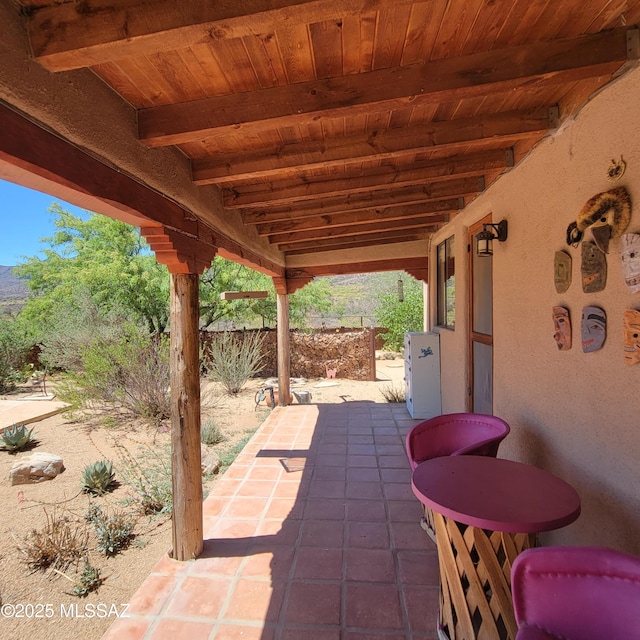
[19,0,640,277]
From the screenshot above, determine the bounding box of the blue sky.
[0,179,89,266]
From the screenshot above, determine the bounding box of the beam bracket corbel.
[141,224,217,274]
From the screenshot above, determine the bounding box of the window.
[437,236,455,328]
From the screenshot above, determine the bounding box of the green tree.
[15,205,170,336]
[16,205,335,339]
[249,276,333,328]
[199,257,269,327]
[289,277,334,328]
[200,260,333,329]
[375,277,424,351]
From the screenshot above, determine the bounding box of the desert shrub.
[81,460,116,496]
[38,290,130,371]
[201,417,225,446]
[57,323,170,425]
[73,561,105,597]
[0,315,31,393]
[19,509,88,572]
[115,333,170,423]
[116,442,173,515]
[0,423,36,453]
[380,384,406,403]
[204,330,267,394]
[85,504,135,557]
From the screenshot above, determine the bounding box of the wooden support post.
[141,225,216,561]
[170,273,203,560]
[368,328,377,382]
[276,290,291,407]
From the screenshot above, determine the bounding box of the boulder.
[9,452,65,485]
[201,444,221,476]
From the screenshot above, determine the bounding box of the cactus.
[1,423,35,452]
[81,460,116,496]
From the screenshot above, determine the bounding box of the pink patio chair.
[511,545,640,639]
[406,412,510,539]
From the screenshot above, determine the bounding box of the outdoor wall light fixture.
[476,220,508,257]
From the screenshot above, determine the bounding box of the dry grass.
[380,383,406,403]
[18,509,88,573]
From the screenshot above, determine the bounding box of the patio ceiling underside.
[9,0,640,279]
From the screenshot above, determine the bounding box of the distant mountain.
[0,266,29,309]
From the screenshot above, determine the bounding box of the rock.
[9,452,65,485]
[202,452,221,475]
[201,445,221,476]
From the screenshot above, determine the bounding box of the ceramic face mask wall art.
[621,233,640,294]
[566,186,632,252]
[581,306,606,353]
[581,241,607,293]
[623,309,640,365]
[554,250,572,293]
[552,306,571,351]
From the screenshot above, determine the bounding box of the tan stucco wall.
[429,63,640,554]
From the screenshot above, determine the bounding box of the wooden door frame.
[468,214,494,411]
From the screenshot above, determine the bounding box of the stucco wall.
[429,63,640,554]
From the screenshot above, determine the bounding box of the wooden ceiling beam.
[286,257,428,279]
[222,148,510,208]
[242,189,468,224]
[270,215,445,245]
[242,197,464,225]
[285,256,428,279]
[29,0,413,72]
[139,29,633,147]
[195,108,549,185]
[238,177,484,223]
[256,201,459,236]
[281,229,428,254]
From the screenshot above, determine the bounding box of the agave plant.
[81,460,116,496]
[1,423,35,453]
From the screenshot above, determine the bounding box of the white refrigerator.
[404,332,442,419]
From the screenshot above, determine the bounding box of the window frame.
[436,235,455,329]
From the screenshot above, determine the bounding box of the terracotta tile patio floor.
[101,402,441,640]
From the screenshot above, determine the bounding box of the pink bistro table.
[411,455,581,640]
